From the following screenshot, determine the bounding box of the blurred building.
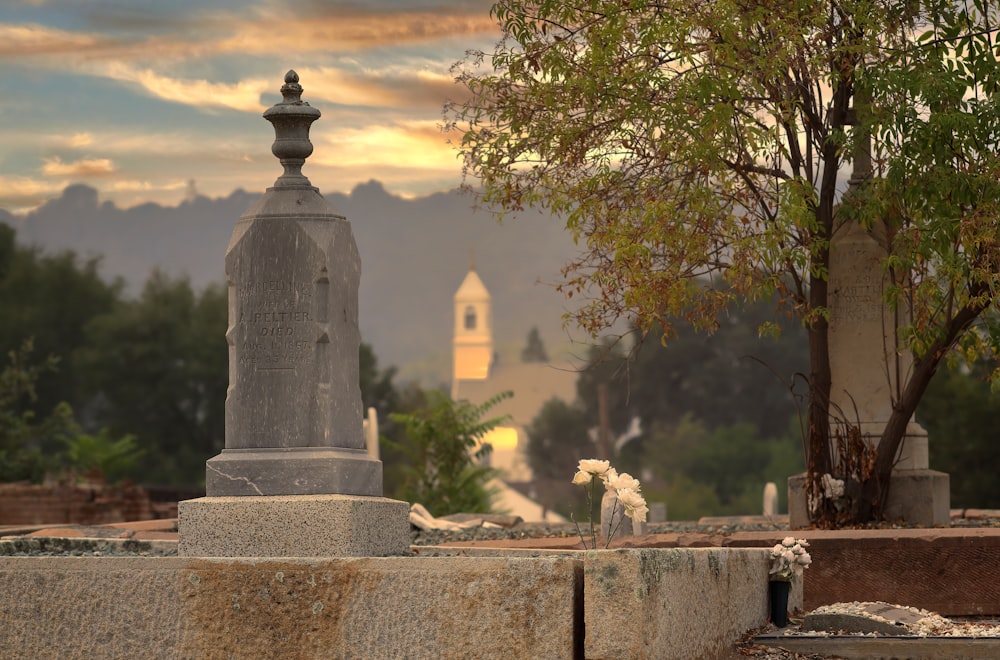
[450,265,577,490]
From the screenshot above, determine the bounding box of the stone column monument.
[823,219,948,524]
[178,71,409,557]
[788,101,949,527]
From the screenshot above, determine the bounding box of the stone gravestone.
[788,217,949,527]
[178,71,409,557]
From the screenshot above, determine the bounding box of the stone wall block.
[584,548,769,659]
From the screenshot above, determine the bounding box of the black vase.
[769,580,791,627]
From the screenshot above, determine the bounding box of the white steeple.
[452,260,493,389]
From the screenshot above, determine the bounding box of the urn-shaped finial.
[263,70,322,187]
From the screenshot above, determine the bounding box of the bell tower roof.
[454,268,490,303]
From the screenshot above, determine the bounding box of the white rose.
[572,470,593,486]
[617,488,648,522]
[607,471,641,492]
[603,467,619,488]
[628,506,648,523]
[577,459,611,476]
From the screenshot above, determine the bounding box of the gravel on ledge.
[1,511,996,556]
[411,514,1000,547]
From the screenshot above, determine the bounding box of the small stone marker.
[649,502,667,524]
[600,490,629,539]
[177,71,409,557]
[364,406,379,460]
[763,482,778,516]
[600,491,646,539]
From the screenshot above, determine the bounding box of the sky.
[0,0,499,213]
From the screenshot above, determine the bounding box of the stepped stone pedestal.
[788,471,949,529]
[178,71,408,557]
[179,495,408,557]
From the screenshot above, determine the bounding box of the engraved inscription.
[832,249,882,324]
[834,284,882,323]
[236,279,314,370]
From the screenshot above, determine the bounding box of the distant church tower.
[452,260,493,396]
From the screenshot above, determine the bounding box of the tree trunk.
[804,61,850,525]
[806,276,832,477]
[804,236,833,525]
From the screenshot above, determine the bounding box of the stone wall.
[0,548,772,659]
[585,548,770,659]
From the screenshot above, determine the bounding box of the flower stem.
[570,513,587,550]
[588,476,598,550]
[605,495,625,549]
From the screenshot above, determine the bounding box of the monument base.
[178,494,410,557]
[788,470,950,529]
[205,447,381,497]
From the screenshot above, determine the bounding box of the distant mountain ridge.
[2,181,584,384]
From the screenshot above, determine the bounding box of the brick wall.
[0,482,154,525]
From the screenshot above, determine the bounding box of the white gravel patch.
[794,601,1000,637]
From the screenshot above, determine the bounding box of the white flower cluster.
[769,536,812,581]
[821,473,845,499]
[572,458,648,523]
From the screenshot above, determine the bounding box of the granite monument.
[178,71,409,556]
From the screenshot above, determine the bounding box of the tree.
[388,390,511,516]
[521,326,549,362]
[449,0,1000,525]
[637,413,803,517]
[525,397,594,517]
[0,339,139,484]
[60,427,144,485]
[359,340,420,500]
[918,360,1000,508]
[0,340,70,481]
[360,342,400,417]
[0,224,15,280]
[627,294,809,440]
[0,224,122,416]
[574,337,636,439]
[76,271,228,485]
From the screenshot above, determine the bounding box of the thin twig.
[570,512,588,549]
[605,495,626,549]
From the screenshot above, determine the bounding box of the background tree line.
[1,222,997,515]
[0,224,396,491]
[0,222,505,515]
